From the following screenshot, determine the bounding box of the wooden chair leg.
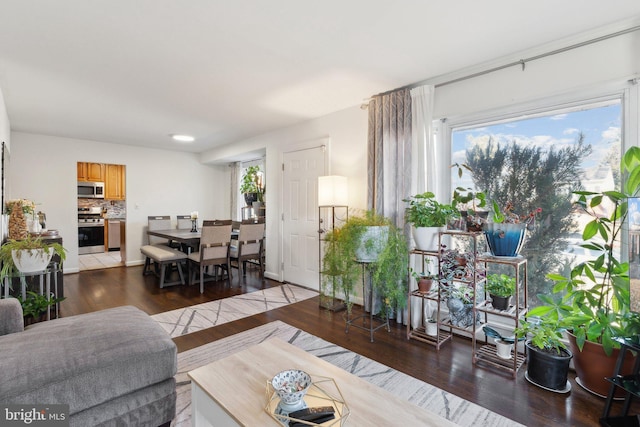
[199,265,204,294]
[143,257,152,275]
[159,263,167,288]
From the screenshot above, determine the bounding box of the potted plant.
[411,268,437,294]
[0,235,67,281]
[450,163,488,232]
[483,201,541,257]
[240,165,265,206]
[514,316,572,392]
[404,192,459,251]
[17,291,65,325]
[439,247,483,328]
[410,257,436,293]
[530,146,640,396]
[321,210,409,318]
[485,273,516,311]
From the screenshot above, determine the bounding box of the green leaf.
[583,220,599,240]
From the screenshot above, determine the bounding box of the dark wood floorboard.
[61,265,636,427]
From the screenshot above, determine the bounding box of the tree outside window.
[451,100,622,307]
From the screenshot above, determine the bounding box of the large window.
[450,99,623,307]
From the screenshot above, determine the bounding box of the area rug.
[173,320,523,427]
[152,284,317,338]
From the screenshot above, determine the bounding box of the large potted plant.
[321,210,409,318]
[404,192,458,251]
[515,316,572,392]
[530,146,640,396]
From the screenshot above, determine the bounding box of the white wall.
[8,132,229,273]
[0,88,10,242]
[0,87,9,149]
[199,28,639,285]
[434,27,639,119]
[4,27,638,285]
[201,105,369,281]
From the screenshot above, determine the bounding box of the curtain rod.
[432,24,640,89]
[372,24,640,98]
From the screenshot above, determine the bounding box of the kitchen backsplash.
[78,199,126,218]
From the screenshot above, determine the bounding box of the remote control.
[289,414,335,427]
[289,406,335,422]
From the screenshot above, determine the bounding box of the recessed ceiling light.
[170,134,195,142]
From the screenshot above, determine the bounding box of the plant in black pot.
[515,316,572,393]
[529,146,640,396]
[240,165,265,206]
[485,273,516,311]
[404,192,458,251]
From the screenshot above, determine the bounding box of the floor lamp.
[318,175,348,311]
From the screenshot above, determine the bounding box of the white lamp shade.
[318,175,348,206]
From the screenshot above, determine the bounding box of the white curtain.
[408,85,435,328]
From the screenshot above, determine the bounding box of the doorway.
[281,144,326,289]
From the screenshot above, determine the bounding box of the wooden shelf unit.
[406,230,528,378]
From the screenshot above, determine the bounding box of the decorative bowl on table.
[271,369,312,411]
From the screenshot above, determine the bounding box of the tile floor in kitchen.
[78,251,123,271]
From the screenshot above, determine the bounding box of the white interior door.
[282,146,325,289]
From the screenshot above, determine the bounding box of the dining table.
[147,228,238,253]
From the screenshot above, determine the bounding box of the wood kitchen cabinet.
[77,162,105,182]
[105,164,126,200]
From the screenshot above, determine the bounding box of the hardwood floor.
[61,265,633,427]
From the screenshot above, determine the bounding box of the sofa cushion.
[0,305,177,415]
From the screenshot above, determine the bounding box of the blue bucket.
[483,223,526,257]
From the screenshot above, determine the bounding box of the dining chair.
[230,219,265,277]
[177,215,192,230]
[147,216,173,248]
[188,220,233,293]
[174,214,195,251]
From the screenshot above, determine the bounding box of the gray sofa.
[0,299,177,427]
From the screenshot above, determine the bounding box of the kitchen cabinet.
[77,162,105,182]
[105,164,126,200]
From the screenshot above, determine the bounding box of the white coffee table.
[188,337,457,426]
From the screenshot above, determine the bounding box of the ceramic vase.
[483,222,526,257]
[447,298,480,328]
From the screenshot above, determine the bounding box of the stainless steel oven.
[78,207,105,254]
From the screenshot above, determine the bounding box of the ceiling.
[1,1,639,154]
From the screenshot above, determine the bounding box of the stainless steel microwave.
[78,181,105,199]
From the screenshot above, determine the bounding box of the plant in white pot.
[404,192,458,251]
[0,235,67,280]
